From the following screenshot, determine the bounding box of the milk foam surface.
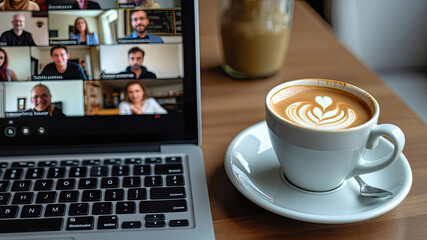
[271,86,372,130]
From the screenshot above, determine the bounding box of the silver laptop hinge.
[0,144,160,157]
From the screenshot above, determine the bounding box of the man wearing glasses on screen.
[123,10,164,43]
[0,14,36,46]
[24,84,66,117]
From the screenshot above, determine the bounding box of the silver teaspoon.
[354,176,393,198]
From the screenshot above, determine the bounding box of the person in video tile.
[0,0,40,11]
[72,0,100,10]
[0,14,36,46]
[34,0,47,10]
[119,80,167,115]
[25,83,66,117]
[125,0,160,8]
[0,48,17,81]
[120,47,156,79]
[80,60,89,79]
[40,45,87,80]
[123,10,164,43]
[68,17,99,45]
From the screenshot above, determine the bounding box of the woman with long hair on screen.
[127,0,160,8]
[0,48,17,81]
[68,17,99,45]
[119,80,167,115]
[0,0,40,11]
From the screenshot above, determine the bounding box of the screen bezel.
[0,0,199,152]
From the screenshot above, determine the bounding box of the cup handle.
[349,124,405,177]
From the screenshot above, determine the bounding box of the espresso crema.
[270,85,373,130]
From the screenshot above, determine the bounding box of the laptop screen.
[0,0,199,149]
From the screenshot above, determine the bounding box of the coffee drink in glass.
[220,0,294,79]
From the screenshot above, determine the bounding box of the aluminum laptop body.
[0,0,214,239]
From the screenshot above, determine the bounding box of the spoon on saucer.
[354,176,393,198]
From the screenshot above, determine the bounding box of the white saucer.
[224,121,412,224]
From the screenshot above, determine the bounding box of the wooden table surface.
[198,1,427,239]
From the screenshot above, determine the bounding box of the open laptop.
[0,0,214,239]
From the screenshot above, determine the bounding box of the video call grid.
[0,0,183,81]
[0,1,185,118]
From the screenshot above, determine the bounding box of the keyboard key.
[134,165,151,175]
[0,181,9,192]
[150,187,186,199]
[12,161,35,168]
[101,177,119,188]
[0,206,18,218]
[34,180,54,191]
[116,201,135,214]
[166,156,182,163]
[155,164,183,175]
[82,190,102,201]
[128,188,147,200]
[146,157,162,164]
[124,158,142,164]
[82,159,100,166]
[123,177,141,187]
[90,166,109,177]
[145,220,166,228]
[98,215,118,229]
[56,179,76,190]
[3,169,23,180]
[45,204,66,217]
[67,216,94,230]
[36,191,57,203]
[47,167,66,178]
[0,162,8,168]
[78,178,98,189]
[25,168,45,179]
[69,203,89,216]
[92,202,112,215]
[145,176,162,187]
[21,205,43,218]
[166,175,185,186]
[105,189,124,201]
[140,200,188,213]
[112,166,130,176]
[11,180,32,191]
[103,159,121,165]
[0,218,63,233]
[0,193,10,205]
[69,167,87,178]
[169,219,189,227]
[38,161,58,167]
[145,214,165,221]
[12,192,34,204]
[60,160,79,166]
[59,191,79,202]
[122,221,142,229]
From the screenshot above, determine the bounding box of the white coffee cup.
[265,79,405,192]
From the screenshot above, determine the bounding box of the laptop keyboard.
[0,154,192,233]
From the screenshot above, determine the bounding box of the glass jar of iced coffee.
[220,0,294,79]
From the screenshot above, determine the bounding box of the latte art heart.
[270,85,373,129]
[315,96,332,111]
[285,96,357,129]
